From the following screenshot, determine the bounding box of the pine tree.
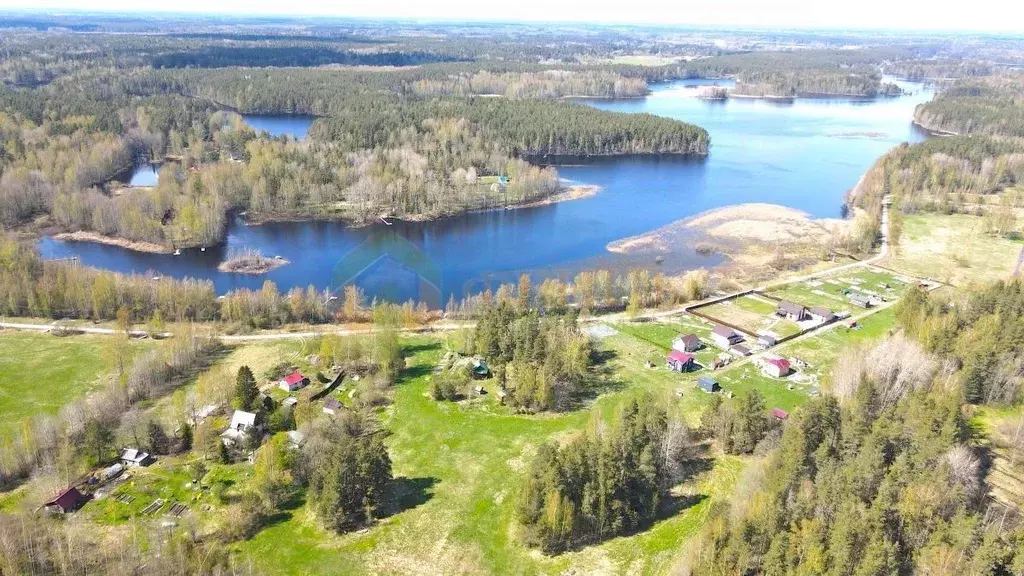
[235,365,258,411]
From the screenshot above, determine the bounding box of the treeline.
[849,135,1024,240]
[914,76,1024,137]
[685,387,1024,573]
[884,58,994,80]
[519,396,692,551]
[411,69,648,99]
[311,96,708,157]
[896,280,1024,404]
[472,303,592,412]
[732,71,901,98]
[152,47,463,69]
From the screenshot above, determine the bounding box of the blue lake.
[40,80,933,306]
[243,114,317,140]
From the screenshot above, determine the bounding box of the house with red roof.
[278,371,309,392]
[666,350,695,372]
[772,408,790,420]
[44,487,88,514]
[765,357,791,378]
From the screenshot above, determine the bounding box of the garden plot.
[765,267,910,313]
[697,295,801,338]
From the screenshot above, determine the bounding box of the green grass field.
[765,267,909,314]
[0,331,154,432]
[887,213,1023,286]
[694,294,802,339]
[5,299,900,575]
[236,334,751,575]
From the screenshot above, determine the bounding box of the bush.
[431,370,468,401]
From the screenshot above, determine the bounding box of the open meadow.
[886,213,1024,286]
[0,330,155,432]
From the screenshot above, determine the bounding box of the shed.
[757,333,778,347]
[666,350,695,372]
[772,408,790,420]
[497,388,508,405]
[672,334,702,353]
[849,293,873,308]
[776,301,807,321]
[45,487,88,514]
[323,397,343,415]
[279,371,309,392]
[120,448,153,467]
[729,344,751,357]
[100,463,124,481]
[809,307,835,323]
[698,375,720,393]
[471,358,490,378]
[286,430,305,449]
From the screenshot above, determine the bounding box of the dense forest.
[914,76,1024,136]
[519,396,690,551]
[685,280,1024,574]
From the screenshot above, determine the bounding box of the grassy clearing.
[0,331,154,432]
[237,334,746,574]
[695,295,802,339]
[772,308,896,393]
[766,267,909,314]
[698,300,768,334]
[971,405,1024,513]
[887,213,1023,286]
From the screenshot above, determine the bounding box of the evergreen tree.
[147,421,170,455]
[235,365,258,411]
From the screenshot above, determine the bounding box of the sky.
[3,0,1024,33]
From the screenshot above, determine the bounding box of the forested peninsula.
[0,59,708,253]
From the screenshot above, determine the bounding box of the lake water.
[116,164,160,187]
[243,114,316,140]
[40,80,933,306]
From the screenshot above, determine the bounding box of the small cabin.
[323,397,343,415]
[666,350,695,372]
[772,408,790,421]
[729,344,751,357]
[698,375,720,393]
[471,358,490,379]
[849,293,873,308]
[120,448,153,468]
[279,371,309,392]
[44,487,88,514]
[765,357,791,378]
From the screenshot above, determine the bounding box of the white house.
[120,448,153,467]
[672,334,702,353]
[221,410,257,446]
[711,325,743,349]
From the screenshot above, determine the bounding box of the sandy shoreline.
[607,203,847,254]
[52,231,173,254]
